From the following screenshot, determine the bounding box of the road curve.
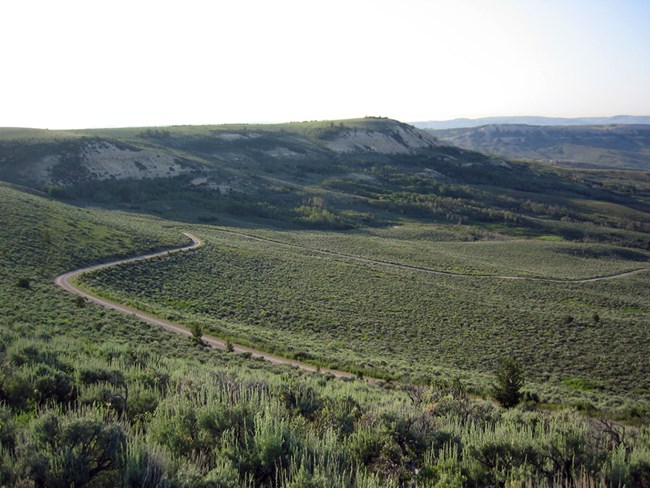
[54,232,355,379]
[53,230,646,382]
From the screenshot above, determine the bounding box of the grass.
[0,183,187,278]
[77,223,650,414]
[0,117,401,145]
[2,116,650,486]
[563,377,605,392]
[226,226,649,279]
[1,181,650,485]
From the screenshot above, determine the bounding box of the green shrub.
[122,436,174,488]
[14,409,125,487]
[0,405,16,451]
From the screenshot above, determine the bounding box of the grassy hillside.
[0,189,188,276]
[2,118,648,251]
[430,124,650,170]
[78,224,650,413]
[2,184,650,486]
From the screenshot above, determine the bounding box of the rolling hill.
[0,118,442,188]
[1,117,649,249]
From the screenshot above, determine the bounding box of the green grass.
[563,377,605,392]
[1,182,650,485]
[228,226,649,279]
[0,117,401,145]
[0,184,186,277]
[0,127,85,140]
[0,116,648,485]
[2,110,650,487]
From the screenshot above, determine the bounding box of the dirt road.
[54,230,646,382]
[54,232,355,379]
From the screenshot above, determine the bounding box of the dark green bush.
[16,278,30,290]
[491,358,525,408]
[190,323,204,346]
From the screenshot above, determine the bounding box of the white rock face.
[39,142,194,184]
[417,168,446,179]
[216,133,261,141]
[264,147,302,158]
[324,125,441,154]
[79,142,190,180]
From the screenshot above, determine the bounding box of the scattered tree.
[190,323,204,346]
[491,357,525,408]
[16,277,31,289]
[561,315,574,325]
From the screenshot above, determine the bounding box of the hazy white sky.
[1,0,649,128]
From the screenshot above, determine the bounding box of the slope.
[2,118,649,250]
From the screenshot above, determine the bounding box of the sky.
[1,0,649,129]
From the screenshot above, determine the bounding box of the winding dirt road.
[54,230,647,382]
[54,233,355,379]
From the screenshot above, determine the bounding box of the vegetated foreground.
[1,182,650,486]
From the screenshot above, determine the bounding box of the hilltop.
[0,118,441,188]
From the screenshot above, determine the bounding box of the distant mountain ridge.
[413,115,650,130]
[430,124,650,170]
